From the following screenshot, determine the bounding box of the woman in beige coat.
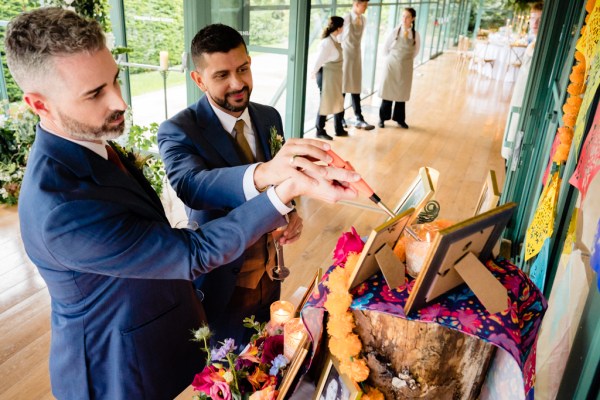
[312,16,346,140]
[378,7,420,129]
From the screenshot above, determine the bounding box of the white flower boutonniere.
[269,126,284,158]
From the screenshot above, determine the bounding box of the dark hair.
[191,23,247,69]
[5,7,105,92]
[321,16,345,39]
[406,7,417,46]
[531,2,543,11]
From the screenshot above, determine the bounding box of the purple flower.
[211,338,236,361]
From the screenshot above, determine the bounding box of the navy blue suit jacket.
[18,126,285,399]
[157,96,285,326]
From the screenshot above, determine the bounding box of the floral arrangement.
[190,317,289,400]
[269,126,284,158]
[0,101,38,205]
[324,227,384,400]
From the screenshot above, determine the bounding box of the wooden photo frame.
[276,331,310,400]
[392,167,435,224]
[404,203,517,315]
[312,356,361,400]
[294,269,322,316]
[348,208,414,289]
[473,170,501,216]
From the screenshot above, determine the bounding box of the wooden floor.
[0,53,510,398]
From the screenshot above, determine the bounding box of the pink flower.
[333,227,364,266]
[191,365,224,393]
[249,385,278,400]
[209,380,232,400]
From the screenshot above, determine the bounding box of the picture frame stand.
[374,243,406,290]
[453,252,508,314]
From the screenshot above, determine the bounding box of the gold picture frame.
[392,167,436,224]
[473,170,501,216]
[348,207,414,290]
[276,331,310,400]
[313,356,362,400]
[404,203,517,315]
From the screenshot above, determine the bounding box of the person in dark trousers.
[378,7,421,129]
[312,16,346,140]
[337,0,375,131]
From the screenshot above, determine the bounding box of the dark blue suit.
[158,96,285,343]
[18,126,286,399]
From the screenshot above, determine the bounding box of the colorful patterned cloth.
[302,257,547,398]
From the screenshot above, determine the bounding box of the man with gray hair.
[6,7,360,399]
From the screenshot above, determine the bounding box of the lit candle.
[270,300,294,326]
[284,318,307,360]
[159,51,169,71]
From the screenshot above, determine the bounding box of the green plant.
[120,120,166,196]
[0,101,38,205]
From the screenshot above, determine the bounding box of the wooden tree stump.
[352,310,495,400]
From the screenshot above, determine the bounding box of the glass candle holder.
[283,317,307,360]
[270,300,294,326]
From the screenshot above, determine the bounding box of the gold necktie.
[403,29,409,39]
[234,119,254,163]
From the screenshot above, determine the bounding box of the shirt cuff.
[243,163,261,200]
[267,187,294,215]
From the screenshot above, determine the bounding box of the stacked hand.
[254,138,361,205]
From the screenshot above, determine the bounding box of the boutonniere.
[269,126,284,158]
[111,142,150,171]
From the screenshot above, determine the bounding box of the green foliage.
[46,0,111,31]
[124,0,184,73]
[0,101,38,205]
[120,120,166,196]
[249,9,288,47]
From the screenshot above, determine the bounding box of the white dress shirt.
[341,10,365,43]
[312,35,342,75]
[207,101,293,215]
[383,26,421,57]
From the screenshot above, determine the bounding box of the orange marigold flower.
[327,314,355,338]
[324,292,353,314]
[562,103,580,116]
[329,337,356,360]
[567,83,583,96]
[344,253,361,275]
[567,96,583,107]
[574,62,586,73]
[326,267,350,293]
[553,144,571,163]
[362,387,385,400]
[586,0,595,12]
[563,114,577,128]
[340,357,370,382]
[575,51,586,62]
[570,70,585,84]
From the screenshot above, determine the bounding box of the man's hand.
[254,138,338,190]
[279,210,302,245]
[274,163,360,205]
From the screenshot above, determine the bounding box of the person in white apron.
[312,16,346,140]
[337,0,375,131]
[378,7,420,129]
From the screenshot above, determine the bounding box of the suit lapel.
[107,142,165,213]
[194,97,244,166]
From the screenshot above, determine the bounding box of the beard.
[211,86,252,113]
[57,109,126,141]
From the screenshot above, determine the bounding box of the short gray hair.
[5,7,106,92]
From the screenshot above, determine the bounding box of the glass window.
[248,51,288,119]
[123,0,185,127]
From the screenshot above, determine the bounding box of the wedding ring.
[289,154,298,165]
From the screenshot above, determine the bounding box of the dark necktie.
[234,119,254,163]
[105,144,129,175]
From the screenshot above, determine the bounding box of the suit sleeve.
[157,118,248,211]
[42,193,285,280]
